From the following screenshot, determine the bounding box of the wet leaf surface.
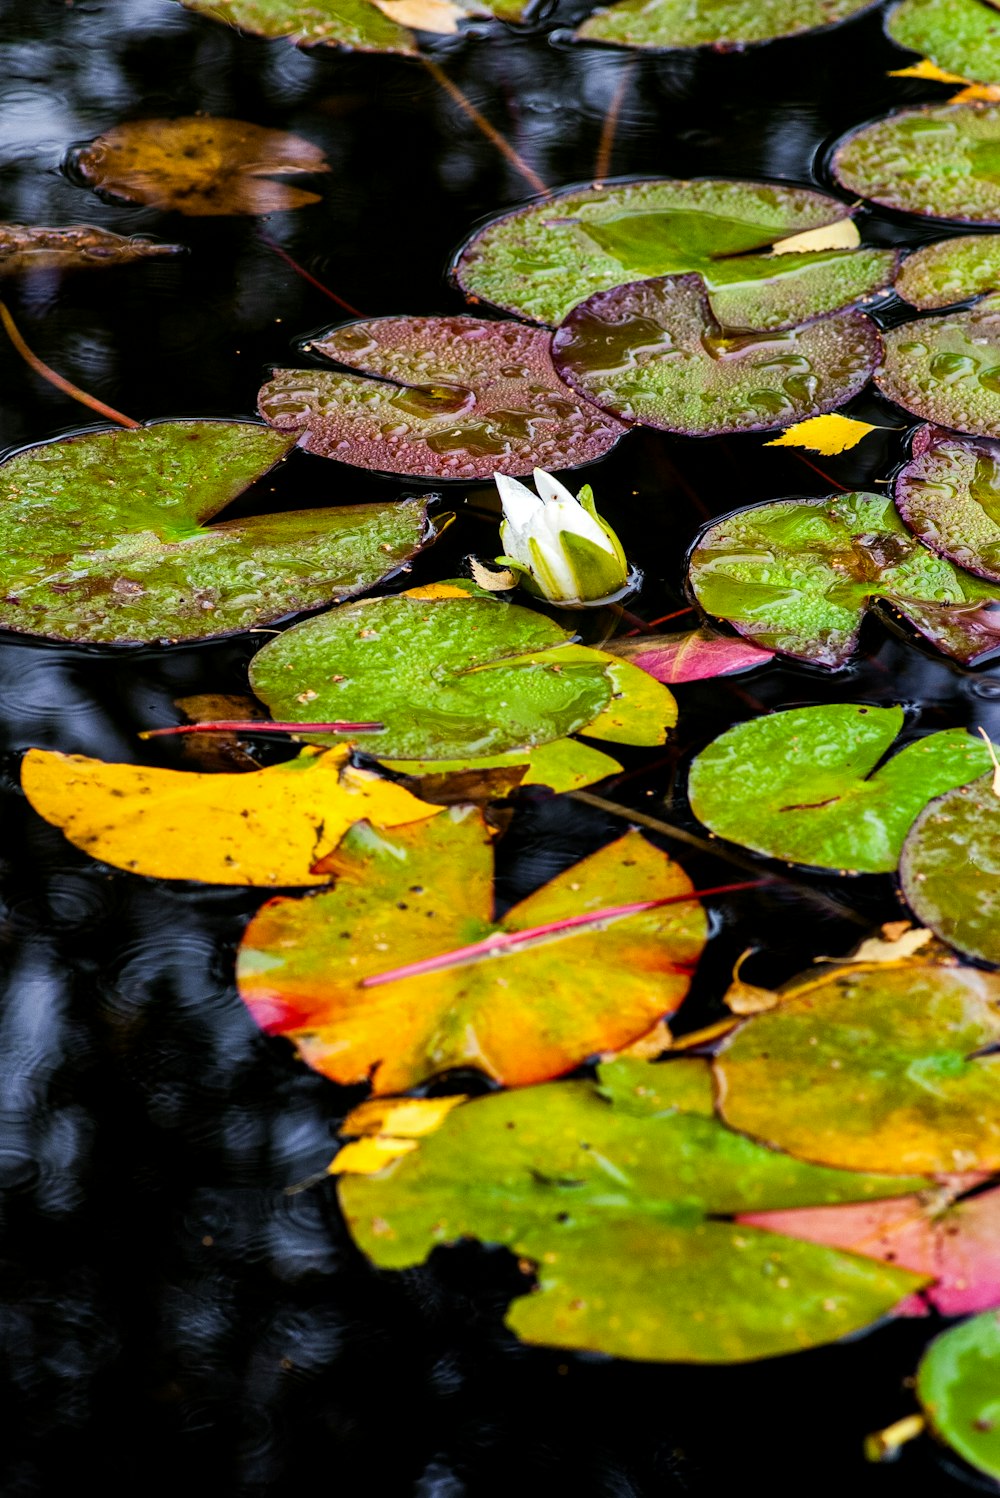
[0,223,185,276]
[340,1054,928,1361]
[179,0,526,54]
[452,177,893,330]
[878,297,1000,436]
[258,315,626,479]
[832,104,1000,223]
[21,745,440,887]
[687,490,1000,667]
[70,116,329,215]
[238,812,708,1091]
[0,421,429,645]
[918,1310,1000,1481]
[603,626,775,682]
[895,233,1000,308]
[900,773,1000,964]
[894,427,1000,582]
[550,275,880,437]
[715,961,1000,1173]
[382,736,623,795]
[249,588,676,758]
[574,0,879,51]
[886,0,1000,87]
[687,703,994,871]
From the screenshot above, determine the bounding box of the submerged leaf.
[238,811,708,1092]
[603,627,775,682]
[258,315,626,480]
[688,490,1000,667]
[832,104,1000,223]
[574,0,880,50]
[900,774,1000,965]
[70,117,329,216]
[687,703,994,871]
[340,1055,927,1363]
[715,962,1000,1173]
[886,0,1000,89]
[452,177,893,330]
[878,299,1000,438]
[764,414,878,455]
[917,1311,1000,1481]
[0,223,184,276]
[895,234,1000,308]
[0,421,429,645]
[551,275,881,438]
[22,746,441,887]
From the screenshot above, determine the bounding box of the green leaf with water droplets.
[833,104,1000,223]
[886,0,1000,89]
[896,234,1000,309]
[878,298,1000,436]
[901,774,1000,965]
[575,0,880,51]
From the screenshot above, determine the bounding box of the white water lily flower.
[493,468,630,604]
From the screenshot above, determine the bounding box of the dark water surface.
[1,2,997,1493]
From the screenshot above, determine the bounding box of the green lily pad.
[878,296,1000,437]
[340,1055,928,1363]
[381,737,623,795]
[687,490,1000,667]
[687,703,994,872]
[918,1310,1000,1483]
[900,774,1000,965]
[894,427,1000,583]
[895,234,1000,309]
[452,177,895,330]
[258,315,626,480]
[551,275,881,437]
[832,104,1000,223]
[249,591,677,759]
[179,0,528,55]
[886,0,1000,88]
[0,421,430,645]
[574,0,879,51]
[715,962,1000,1173]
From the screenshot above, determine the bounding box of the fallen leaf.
[770,220,861,253]
[469,557,516,591]
[373,0,465,28]
[330,1094,467,1174]
[764,413,878,455]
[21,745,441,887]
[0,223,184,276]
[887,58,968,82]
[833,923,934,965]
[70,117,329,216]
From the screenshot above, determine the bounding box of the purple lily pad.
[895,425,1000,584]
[877,296,1000,437]
[258,315,627,480]
[549,275,881,437]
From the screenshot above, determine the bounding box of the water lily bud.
[493,467,631,605]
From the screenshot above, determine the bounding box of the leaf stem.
[421,57,550,199]
[0,301,141,430]
[139,719,384,739]
[594,60,636,180]
[254,230,362,316]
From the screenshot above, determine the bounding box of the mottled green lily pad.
[249,591,677,759]
[453,178,895,330]
[715,962,1000,1174]
[258,315,626,480]
[886,0,1000,88]
[900,774,1000,965]
[688,490,1000,666]
[341,1055,928,1363]
[687,703,994,871]
[918,1310,1000,1482]
[895,427,1000,583]
[832,104,1000,223]
[878,297,1000,436]
[895,234,1000,309]
[551,275,880,437]
[0,421,430,645]
[179,0,527,56]
[575,0,879,51]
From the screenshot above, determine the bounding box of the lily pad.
[452,178,895,330]
[237,811,708,1092]
[0,224,185,276]
[0,420,430,645]
[249,589,676,759]
[179,0,526,56]
[831,104,1000,223]
[604,627,776,682]
[715,961,1000,1173]
[258,315,626,480]
[382,736,623,795]
[340,1055,928,1363]
[550,275,881,437]
[918,1310,1000,1482]
[687,490,1000,667]
[575,0,879,50]
[686,703,994,872]
[886,0,1000,88]
[900,774,1000,965]
[895,234,1000,309]
[894,428,1000,583]
[20,746,441,888]
[69,117,329,216]
[878,298,1000,437]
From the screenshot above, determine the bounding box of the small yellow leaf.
[764,414,878,456]
[770,219,861,254]
[342,1094,467,1139]
[831,923,934,966]
[469,556,516,591]
[951,83,1000,102]
[978,726,1000,797]
[373,0,465,31]
[329,1137,419,1175]
[402,582,474,600]
[888,59,969,83]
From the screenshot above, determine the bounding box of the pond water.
[1,1,997,1493]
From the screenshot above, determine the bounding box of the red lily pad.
[604,627,776,682]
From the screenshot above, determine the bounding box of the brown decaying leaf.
[0,223,185,275]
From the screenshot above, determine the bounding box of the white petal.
[494,472,541,530]
[532,467,576,506]
[547,498,615,554]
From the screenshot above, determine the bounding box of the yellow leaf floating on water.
[770,219,861,254]
[372,0,468,31]
[21,746,441,887]
[764,413,879,456]
[951,84,1000,102]
[888,59,969,83]
[330,1095,467,1175]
